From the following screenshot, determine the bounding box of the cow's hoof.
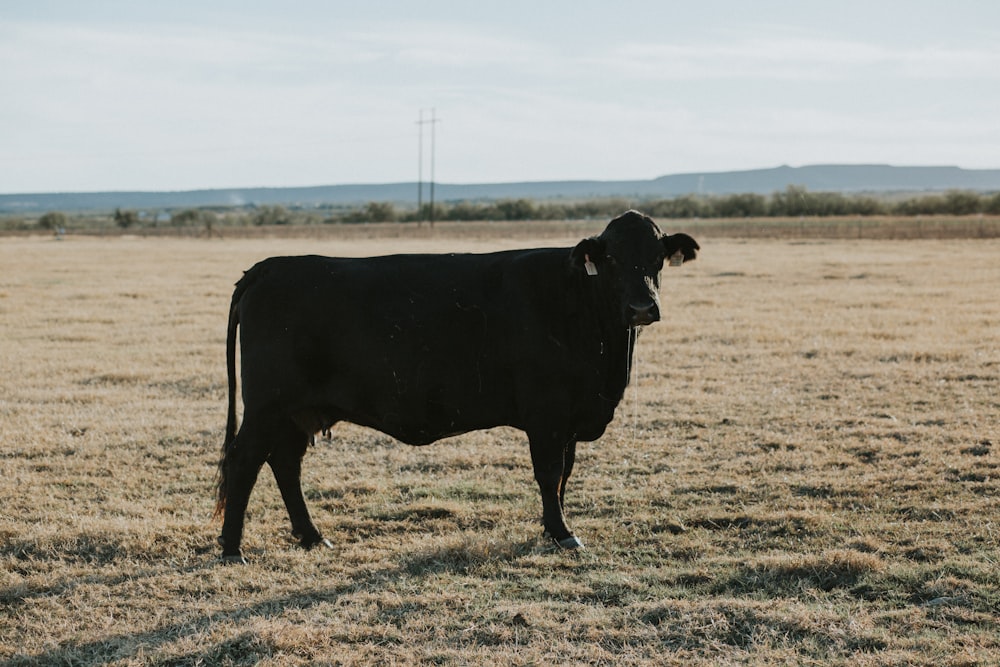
[220,553,248,565]
[557,536,585,549]
[545,532,584,549]
[299,535,334,551]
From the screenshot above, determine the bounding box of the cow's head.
[570,210,699,328]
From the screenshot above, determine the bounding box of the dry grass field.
[1,222,997,665]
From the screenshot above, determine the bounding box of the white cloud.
[2,6,999,191]
[589,36,1000,82]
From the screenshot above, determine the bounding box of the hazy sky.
[2,0,999,193]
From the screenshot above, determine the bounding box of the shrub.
[494,199,536,221]
[113,208,139,229]
[943,190,982,215]
[714,193,768,218]
[364,202,397,223]
[38,211,68,230]
[252,205,290,226]
[169,209,202,227]
[985,193,1000,215]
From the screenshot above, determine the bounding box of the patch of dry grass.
[1,227,998,665]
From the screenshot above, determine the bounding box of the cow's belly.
[312,381,513,446]
[294,353,515,446]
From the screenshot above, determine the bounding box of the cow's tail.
[213,282,243,520]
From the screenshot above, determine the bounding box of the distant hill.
[2,164,999,213]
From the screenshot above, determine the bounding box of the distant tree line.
[9,187,1000,232]
[344,187,1000,223]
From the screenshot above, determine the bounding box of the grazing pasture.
[0,224,997,665]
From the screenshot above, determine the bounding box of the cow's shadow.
[3,530,541,665]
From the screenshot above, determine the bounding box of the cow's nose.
[628,302,660,326]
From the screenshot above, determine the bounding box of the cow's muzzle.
[628,302,660,327]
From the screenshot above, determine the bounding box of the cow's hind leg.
[528,432,584,549]
[218,419,270,564]
[268,430,332,551]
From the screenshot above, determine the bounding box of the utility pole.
[416,109,424,225]
[415,108,440,227]
[429,107,438,227]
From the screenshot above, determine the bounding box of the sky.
[2,0,999,194]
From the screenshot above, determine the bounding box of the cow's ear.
[570,237,606,275]
[662,233,700,263]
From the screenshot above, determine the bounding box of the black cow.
[215,210,698,563]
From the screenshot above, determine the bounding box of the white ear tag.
[584,254,598,276]
[668,250,684,267]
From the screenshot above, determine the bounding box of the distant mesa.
[2,164,999,213]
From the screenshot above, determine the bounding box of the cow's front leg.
[559,440,577,511]
[528,432,584,549]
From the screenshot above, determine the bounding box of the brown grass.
[1,225,998,665]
